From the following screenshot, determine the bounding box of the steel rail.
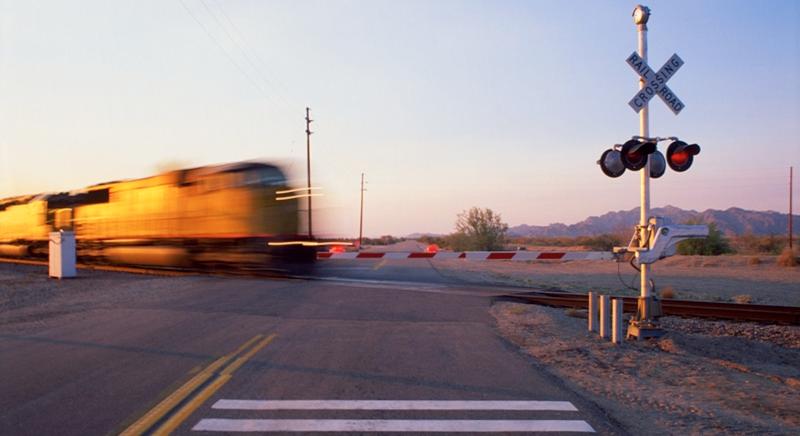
[4,257,798,324]
[498,292,800,325]
[0,257,304,280]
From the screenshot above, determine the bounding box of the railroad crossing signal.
[598,137,700,179]
[627,52,685,115]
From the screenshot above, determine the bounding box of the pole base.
[637,296,663,320]
[626,319,665,341]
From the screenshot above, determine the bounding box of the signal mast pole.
[791,166,794,250]
[634,5,655,323]
[305,107,313,238]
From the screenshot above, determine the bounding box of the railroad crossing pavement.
[0,266,624,434]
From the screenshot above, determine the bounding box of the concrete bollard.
[612,298,623,344]
[599,295,611,339]
[588,292,598,332]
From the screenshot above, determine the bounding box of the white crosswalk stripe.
[193,418,595,432]
[212,399,579,411]
[192,399,595,433]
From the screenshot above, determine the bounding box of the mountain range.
[505,206,798,237]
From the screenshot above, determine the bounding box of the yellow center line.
[119,333,276,436]
[153,374,231,436]
[221,334,276,375]
[373,259,387,270]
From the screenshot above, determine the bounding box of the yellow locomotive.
[0,161,316,272]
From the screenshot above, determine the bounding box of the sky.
[1,0,798,237]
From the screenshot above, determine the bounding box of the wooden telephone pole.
[359,173,365,248]
[790,166,794,250]
[305,107,313,238]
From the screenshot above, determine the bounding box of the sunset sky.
[1,0,798,237]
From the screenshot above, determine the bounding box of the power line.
[209,0,298,111]
[178,0,271,100]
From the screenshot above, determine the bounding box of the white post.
[588,292,598,332]
[49,230,76,279]
[636,5,653,321]
[599,295,611,339]
[612,299,623,344]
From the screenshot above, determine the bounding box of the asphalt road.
[311,258,462,285]
[0,263,623,435]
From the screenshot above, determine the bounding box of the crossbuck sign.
[627,52,685,115]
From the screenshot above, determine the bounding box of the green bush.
[676,222,732,255]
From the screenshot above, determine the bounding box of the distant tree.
[418,235,447,246]
[362,235,405,246]
[677,221,732,255]
[575,234,625,251]
[449,207,508,251]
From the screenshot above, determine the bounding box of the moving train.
[0,161,316,272]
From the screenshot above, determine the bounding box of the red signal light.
[620,140,656,171]
[670,151,688,165]
[666,141,700,172]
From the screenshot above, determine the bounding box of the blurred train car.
[0,162,316,273]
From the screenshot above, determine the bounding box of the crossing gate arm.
[317,251,614,261]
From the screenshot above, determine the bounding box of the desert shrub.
[677,222,732,256]
[417,235,447,247]
[507,233,625,251]
[449,207,508,251]
[777,247,798,267]
[446,232,471,251]
[660,286,676,299]
[575,234,625,251]
[730,233,786,255]
[565,308,585,318]
[508,305,527,315]
[747,256,762,265]
[733,294,753,304]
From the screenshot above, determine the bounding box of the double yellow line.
[121,333,276,436]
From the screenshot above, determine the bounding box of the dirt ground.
[491,301,800,435]
[431,255,800,307]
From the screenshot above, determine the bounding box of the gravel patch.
[491,301,800,435]
[0,263,209,333]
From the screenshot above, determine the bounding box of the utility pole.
[305,107,313,238]
[791,166,794,250]
[359,173,365,248]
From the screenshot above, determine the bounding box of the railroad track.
[0,257,303,280]
[5,257,798,324]
[498,291,800,325]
